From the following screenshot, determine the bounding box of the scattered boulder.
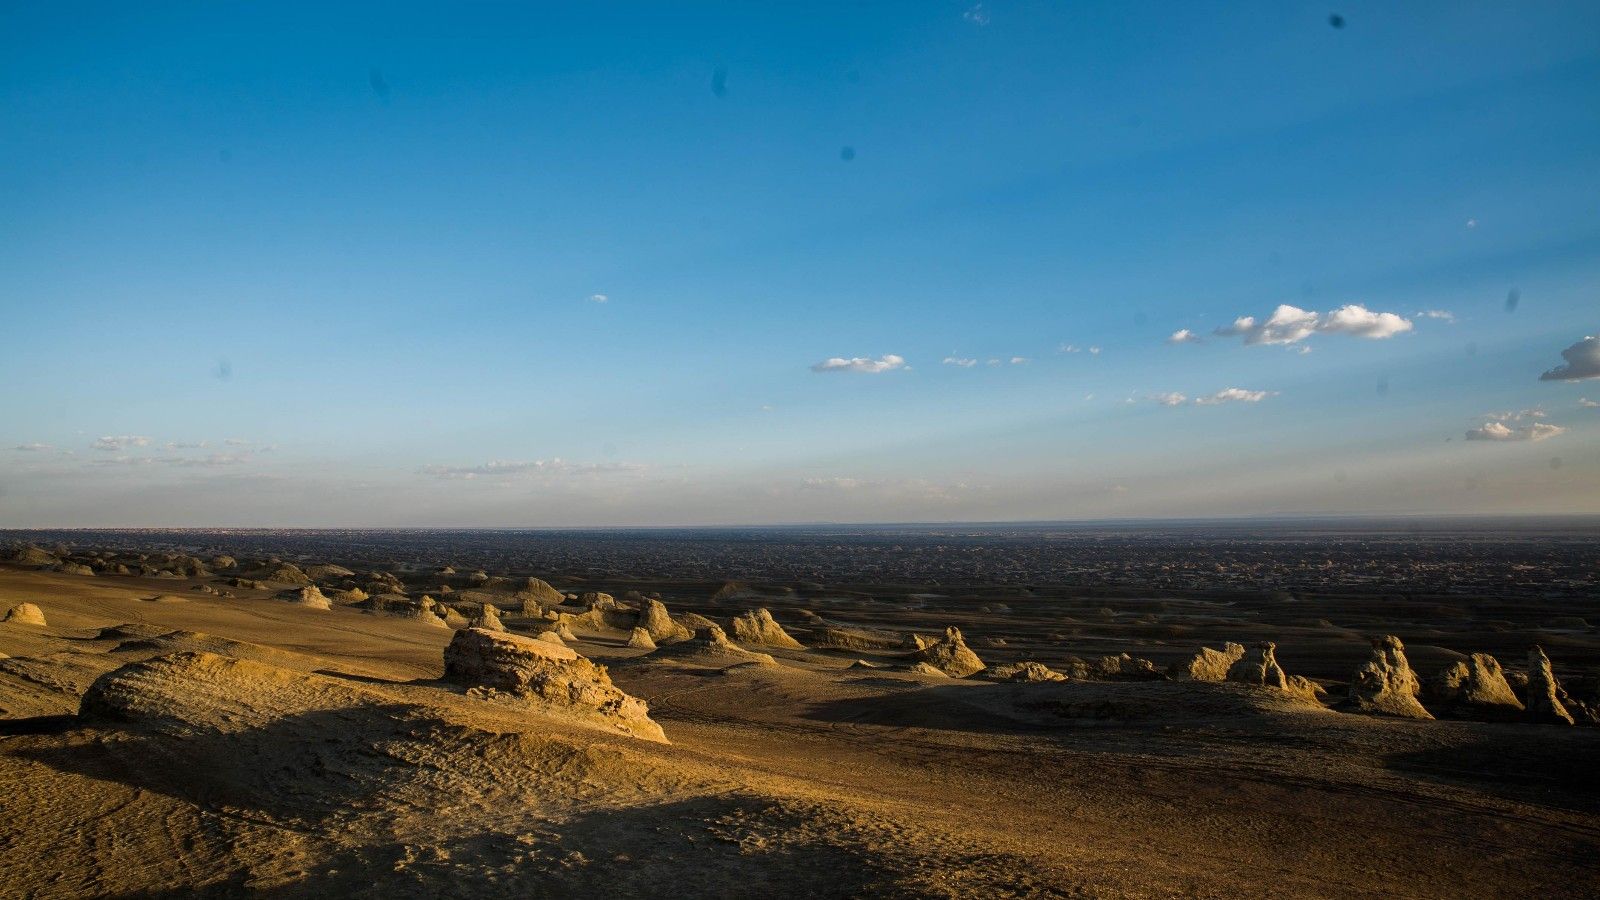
[730,608,804,650]
[1526,646,1575,726]
[626,628,656,650]
[1227,642,1288,690]
[650,625,776,668]
[637,598,692,643]
[56,562,96,577]
[1170,642,1246,681]
[579,592,620,610]
[1345,635,1432,719]
[1095,652,1161,680]
[469,603,506,632]
[441,627,668,742]
[906,627,985,678]
[3,603,47,626]
[988,662,1067,683]
[279,586,332,610]
[1428,653,1523,720]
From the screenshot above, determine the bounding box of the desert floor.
[1,564,1597,898]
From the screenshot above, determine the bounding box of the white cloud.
[223,438,252,447]
[1484,408,1546,422]
[1088,346,1101,355]
[159,453,251,468]
[1152,392,1188,407]
[587,293,608,304]
[987,359,1001,366]
[418,459,644,479]
[1465,421,1566,442]
[1167,329,1201,345]
[92,435,151,451]
[1580,397,1598,408]
[810,354,906,374]
[1539,336,1600,382]
[962,3,990,25]
[1416,309,1456,322]
[12,443,54,452]
[942,357,977,368]
[1193,388,1275,405]
[1010,356,1029,365]
[164,441,209,450]
[1215,304,1413,345]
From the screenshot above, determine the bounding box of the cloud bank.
[1464,422,1566,442]
[1539,336,1600,381]
[1215,304,1413,345]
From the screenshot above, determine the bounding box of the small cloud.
[1538,335,1600,382]
[587,293,608,304]
[223,438,252,447]
[1484,408,1546,422]
[418,459,644,479]
[810,354,906,374]
[92,435,151,451]
[163,441,209,450]
[12,443,54,452]
[1088,346,1101,355]
[987,359,1001,366]
[942,357,978,368]
[159,453,251,468]
[1167,329,1201,345]
[1009,356,1028,365]
[1580,397,1598,408]
[1060,343,1100,355]
[1465,421,1566,442]
[1152,392,1188,407]
[1416,309,1456,323]
[1215,304,1412,345]
[1193,388,1276,406]
[962,3,990,25]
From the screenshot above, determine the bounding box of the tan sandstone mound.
[988,662,1067,683]
[1095,653,1161,680]
[1526,646,1575,726]
[1171,642,1246,681]
[1428,653,1523,720]
[649,625,777,668]
[730,608,805,650]
[3,603,47,626]
[469,602,506,632]
[906,627,985,678]
[626,627,657,650]
[1346,635,1433,719]
[636,598,692,643]
[517,577,565,606]
[279,586,332,610]
[1227,642,1289,689]
[443,628,666,742]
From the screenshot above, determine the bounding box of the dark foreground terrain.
[0,522,1597,897]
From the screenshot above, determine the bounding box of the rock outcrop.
[279,586,332,610]
[649,625,776,668]
[1427,653,1523,720]
[730,608,804,650]
[907,627,985,678]
[626,627,656,650]
[3,603,47,626]
[1525,646,1575,726]
[1227,642,1288,690]
[262,563,312,586]
[443,628,666,742]
[1171,643,1246,681]
[636,598,692,643]
[1346,635,1432,719]
[469,603,506,632]
[1095,652,1161,680]
[988,662,1067,683]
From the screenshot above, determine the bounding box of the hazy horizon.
[4,2,1598,526]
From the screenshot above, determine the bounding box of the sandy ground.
[1,565,1597,898]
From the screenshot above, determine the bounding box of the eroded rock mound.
[1526,646,1575,726]
[3,603,47,626]
[988,662,1066,683]
[907,627,985,678]
[469,603,506,632]
[1095,652,1161,680]
[1428,653,1523,720]
[279,586,332,610]
[1346,635,1432,719]
[1171,643,1246,681]
[650,625,777,668]
[730,608,804,650]
[443,628,666,742]
[637,598,692,643]
[626,627,657,650]
[1227,642,1288,690]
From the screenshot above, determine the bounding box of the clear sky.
[2,1,1598,526]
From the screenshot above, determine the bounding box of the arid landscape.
[1,526,1596,898]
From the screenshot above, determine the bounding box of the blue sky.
[2,1,1597,526]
